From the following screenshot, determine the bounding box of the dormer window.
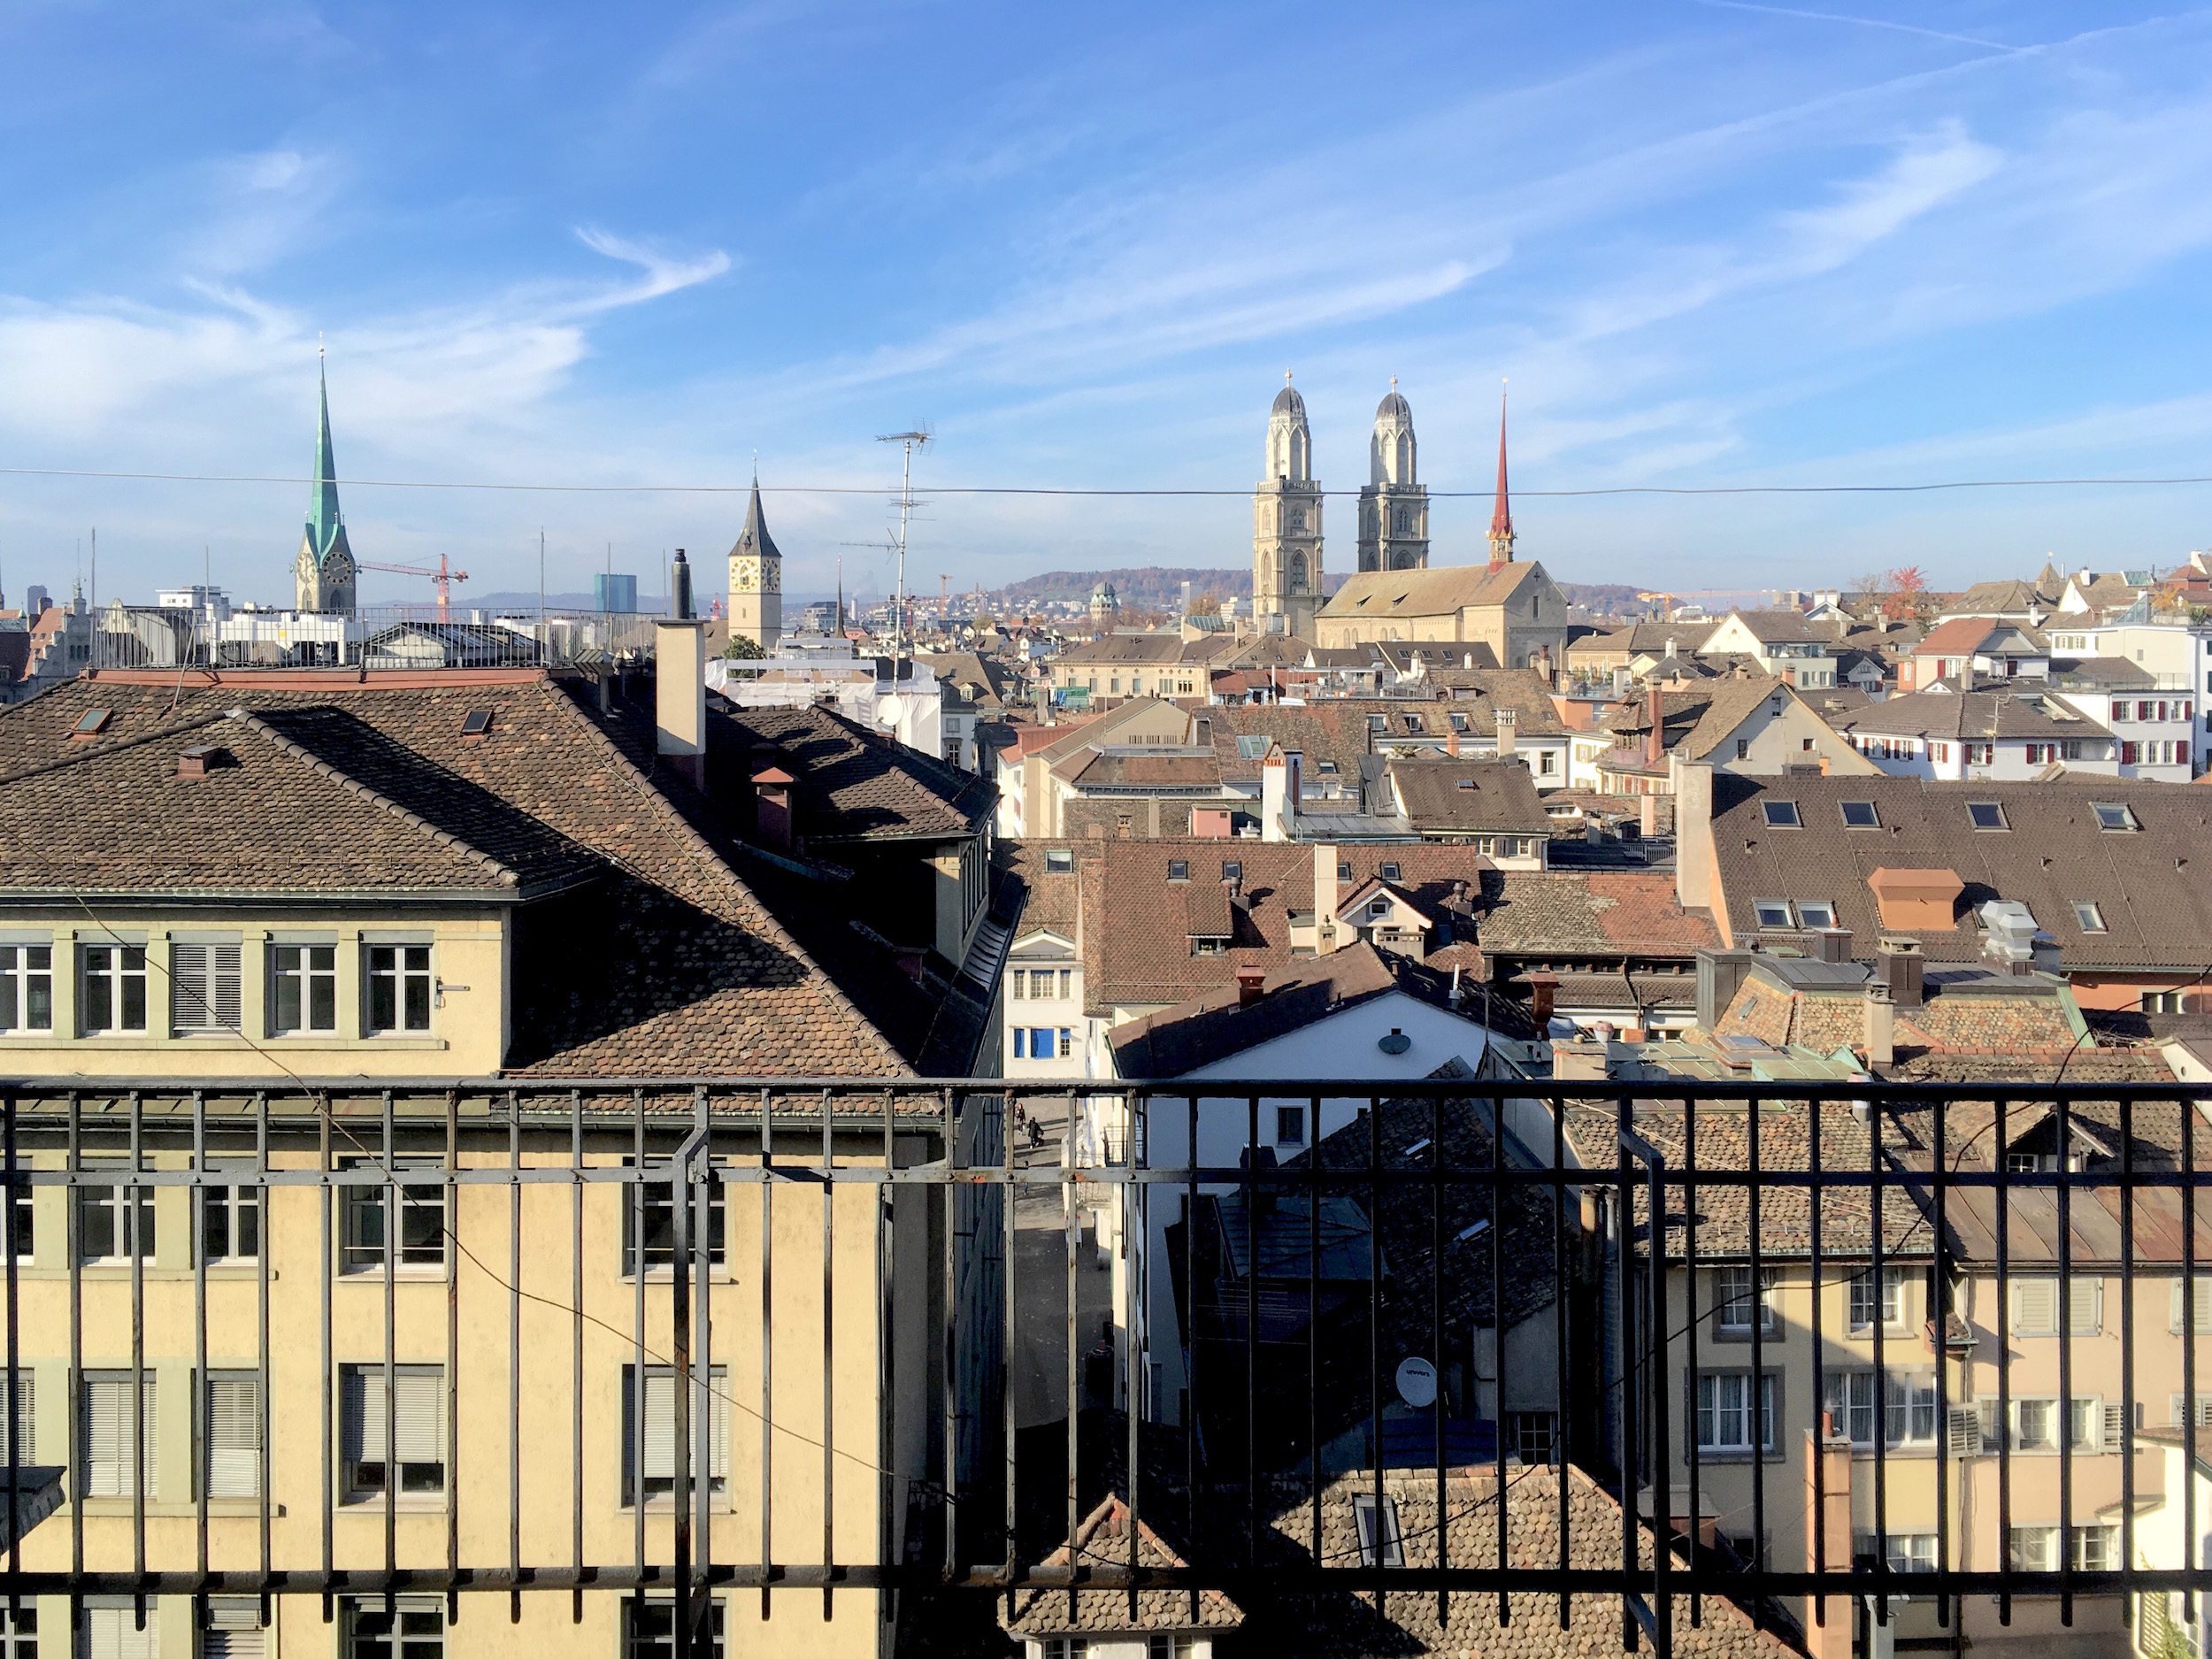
[1380,862,1402,882]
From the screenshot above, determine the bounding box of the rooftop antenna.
[874,424,931,680]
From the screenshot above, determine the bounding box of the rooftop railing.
[0,1075,2207,1659]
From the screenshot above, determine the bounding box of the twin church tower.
[1252,377,1514,636]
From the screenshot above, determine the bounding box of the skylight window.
[1839,802,1879,828]
[72,709,111,736]
[460,710,493,737]
[1167,860,1189,882]
[1968,803,2008,831]
[1221,861,1242,882]
[2090,802,2139,832]
[1380,862,1402,882]
[2073,902,2107,933]
[1753,900,1793,928]
[1795,901,1837,929]
[1045,849,1073,873]
[1763,801,1801,827]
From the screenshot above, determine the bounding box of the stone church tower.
[293,353,357,616]
[1356,380,1428,572]
[1252,374,1323,636]
[726,480,782,653]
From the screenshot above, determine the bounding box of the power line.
[10,465,2212,499]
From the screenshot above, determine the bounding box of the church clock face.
[761,560,780,594]
[733,559,757,592]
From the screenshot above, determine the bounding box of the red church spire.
[1486,381,1516,571]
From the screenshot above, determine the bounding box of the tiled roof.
[0,710,529,895]
[710,703,994,841]
[1384,757,1549,833]
[1053,749,1220,789]
[1085,841,1485,1012]
[1107,943,1464,1077]
[1002,1493,1243,1636]
[1706,772,2212,967]
[1674,677,1801,762]
[0,673,926,1081]
[1715,609,1828,644]
[1321,561,1546,620]
[1833,687,2101,741]
[1471,871,1721,958]
[996,841,1085,941]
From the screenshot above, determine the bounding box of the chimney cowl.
[672,549,695,621]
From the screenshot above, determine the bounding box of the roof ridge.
[230,713,522,888]
[537,683,913,1076]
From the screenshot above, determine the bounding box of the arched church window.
[1394,509,1409,533]
[1290,430,1306,477]
[1396,434,1410,482]
[1288,553,1307,592]
[1290,509,1304,531]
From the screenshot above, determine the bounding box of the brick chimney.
[1235,963,1267,1008]
[1525,970,1559,1027]
[753,764,796,853]
[1643,682,1664,768]
[655,549,710,792]
[1803,1419,1855,1659]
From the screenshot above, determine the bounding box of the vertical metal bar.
[632,1090,648,1633]
[1309,1092,1322,1601]
[1187,1092,1200,1626]
[2057,1091,2074,1626]
[1686,1093,1703,1628]
[1806,1094,1824,1632]
[1064,1089,1079,1626]
[2186,1089,2199,1632]
[4,1087,19,1629]
[1995,1096,2012,1625]
[382,1090,397,1609]
[1368,1094,1380,1609]
[1001,1086,1018,1600]
[695,1086,713,1645]
[1932,1092,1950,1633]
[1646,1141,1671,1659]
[1127,1091,1144,1628]
[673,1094,695,1659]
[824,1087,837,1621]
[1553,1094,1570,1632]
[1491,1090,1507,1628]
[1248,1091,1267,1575]
[1747,1087,1764,1621]
[319,1096,332,1623]
[2121,1097,2137,1634]
[949,1087,965,1587]
[1615,1097,1634,1654]
[444,1089,460,1624]
[510,1093,523,1624]
[884,1087,902,1640]
[129,1089,144,1625]
[257,1092,271,1621]
[572,1089,585,1624]
[764,1085,778,1615]
[67,1090,81,1645]
[1870,1092,1886,1631]
[194,1088,210,1613]
[1432,1093,1446,1631]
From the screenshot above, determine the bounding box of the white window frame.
[1848,1267,1904,1333]
[269,942,338,1035]
[622,1363,732,1509]
[76,1165,155,1265]
[201,1369,264,1499]
[79,941,148,1035]
[1716,1267,1778,1335]
[0,943,52,1034]
[340,1363,447,1502]
[364,943,433,1035]
[200,1173,262,1266]
[343,1595,444,1657]
[1694,1371,1778,1455]
[340,1163,447,1274]
[1886,1533,1937,1573]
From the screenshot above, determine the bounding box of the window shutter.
[343,1368,380,1463]
[631,1366,728,1486]
[2070,1279,2102,1337]
[3,1369,30,1465]
[173,943,210,1030]
[83,1375,155,1499]
[206,1373,259,1497]
[211,943,242,1028]
[2014,1278,2056,1334]
[2103,1403,2127,1449]
[2178,1277,2212,1333]
[204,1598,266,1657]
[1947,1406,1981,1455]
[394,1368,443,1463]
[641,1370,677,1480]
[87,1606,160,1659]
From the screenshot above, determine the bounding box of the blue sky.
[5,2,2212,608]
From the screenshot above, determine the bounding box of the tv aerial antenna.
[874,424,931,676]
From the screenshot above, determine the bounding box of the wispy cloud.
[1694,1,2014,52]
[569,226,733,312]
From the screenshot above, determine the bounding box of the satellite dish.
[1394,1356,1438,1410]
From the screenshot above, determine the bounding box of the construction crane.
[358,554,469,621]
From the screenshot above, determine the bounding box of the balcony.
[0,1074,2206,1657]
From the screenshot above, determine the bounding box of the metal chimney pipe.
[672,549,695,621]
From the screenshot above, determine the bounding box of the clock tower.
[726,480,782,653]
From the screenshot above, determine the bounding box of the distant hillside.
[995,566,1350,610]
[1559,583,1646,613]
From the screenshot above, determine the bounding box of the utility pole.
[874,426,929,682]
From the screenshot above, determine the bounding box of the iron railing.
[0,1075,2208,1659]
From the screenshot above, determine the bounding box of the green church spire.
[307,347,343,560]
